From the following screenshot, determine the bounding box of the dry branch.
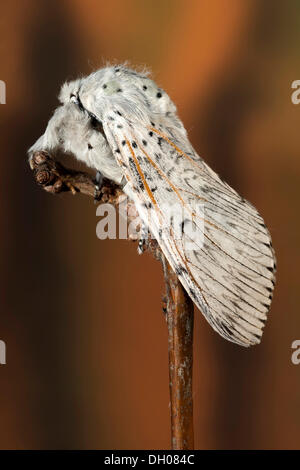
[163,259,194,450]
[30,150,122,201]
[29,150,194,450]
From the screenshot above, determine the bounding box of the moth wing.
[94,104,275,347]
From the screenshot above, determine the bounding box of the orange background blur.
[0,0,299,449]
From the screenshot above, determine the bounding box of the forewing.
[99,107,276,347]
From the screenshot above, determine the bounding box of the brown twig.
[30,150,122,201]
[29,150,194,450]
[163,258,194,450]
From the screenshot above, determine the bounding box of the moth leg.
[65,181,77,195]
[94,170,104,202]
[162,295,167,316]
[138,222,149,255]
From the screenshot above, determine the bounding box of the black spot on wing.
[175,266,189,276]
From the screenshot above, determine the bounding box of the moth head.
[28,77,114,176]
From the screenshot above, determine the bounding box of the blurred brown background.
[0,0,299,449]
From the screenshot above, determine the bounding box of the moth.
[28,64,276,347]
